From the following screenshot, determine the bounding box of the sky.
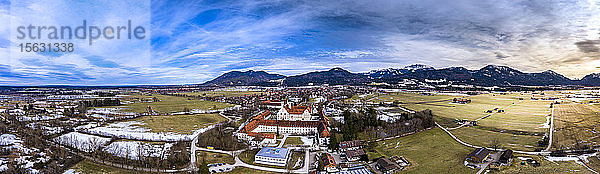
[1,0,600,85]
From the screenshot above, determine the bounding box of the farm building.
[453,98,471,104]
[466,148,491,163]
[375,157,401,174]
[499,149,513,164]
[345,149,367,162]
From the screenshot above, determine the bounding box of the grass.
[227,167,280,174]
[238,149,287,169]
[374,128,475,174]
[588,156,600,172]
[491,155,593,174]
[477,100,551,133]
[181,91,266,97]
[553,103,600,150]
[347,92,455,104]
[119,94,234,114]
[402,93,550,133]
[239,149,258,165]
[69,160,132,174]
[403,93,516,120]
[450,127,542,151]
[133,114,227,134]
[283,137,303,146]
[289,151,305,170]
[197,151,235,165]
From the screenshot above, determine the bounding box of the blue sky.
[1,0,600,85]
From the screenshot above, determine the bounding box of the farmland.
[118,94,234,114]
[349,92,456,104]
[373,128,475,174]
[368,93,551,134]
[450,127,542,151]
[134,114,227,134]
[68,160,133,174]
[476,99,551,133]
[553,103,600,150]
[490,155,592,174]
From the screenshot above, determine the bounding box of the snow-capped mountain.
[202,65,600,87]
[363,64,436,79]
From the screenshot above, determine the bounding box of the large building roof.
[256,147,290,159]
[285,105,310,114]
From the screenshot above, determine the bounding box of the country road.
[544,106,555,152]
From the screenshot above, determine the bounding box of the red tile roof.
[285,105,310,114]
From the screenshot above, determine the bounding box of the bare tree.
[490,138,501,151]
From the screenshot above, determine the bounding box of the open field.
[283,137,303,146]
[373,128,475,174]
[491,155,592,174]
[403,93,550,133]
[553,103,600,150]
[450,127,542,151]
[134,114,226,134]
[197,151,235,165]
[588,156,600,172]
[348,92,456,104]
[402,94,517,120]
[68,160,132,174]
[119,94,233,113]
[477,99,551,133]
[181,91,266,97]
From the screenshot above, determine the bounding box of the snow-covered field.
[0,134,21,146]
[54,132,111,152]
[18,114,64,121]
[82,121,216,142]
[87,107,136,116]
[0,134,48,173]
[299,136,313,146]
[103,141,172,160]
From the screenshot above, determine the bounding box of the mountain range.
[201,65,600,87]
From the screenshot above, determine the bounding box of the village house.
[465,148,491,164]
[498,149,513,164]
[453,98,471,104]
[321,153,338,173]
[375,157,401,174]
[345,149,367,162]
[261,100,284,109]
[338,140,363,152]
